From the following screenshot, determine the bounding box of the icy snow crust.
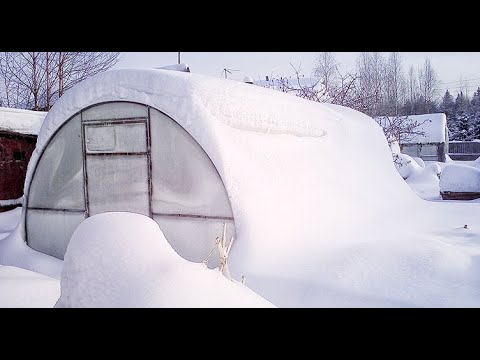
[0,106,47,135]
[5,68,479,307]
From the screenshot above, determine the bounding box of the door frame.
[80,111,153,218]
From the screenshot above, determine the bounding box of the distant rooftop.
[0,107,48,136]
[376,113,447,144]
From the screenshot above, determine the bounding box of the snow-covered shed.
[0,107,46,210]
[397,113,448,162]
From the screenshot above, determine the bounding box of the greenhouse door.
[83,119,151,217]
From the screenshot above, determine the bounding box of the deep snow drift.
[55,213,274,308]
[0,265,59,307]
[1,69,480,307]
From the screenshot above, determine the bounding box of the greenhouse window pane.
[85,123,147,153]
[150,109,233,218]
[27,209,86,260]
[28,114,85,210]
[86,155,149,216]
[153,215,235,266]
[82,102,147,121]
[85,126,115,151]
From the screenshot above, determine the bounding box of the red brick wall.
[0,132,37,201]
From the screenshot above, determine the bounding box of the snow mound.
[394,153,440,181]
[440,165,480,193]
[445,154,455,163]
[0,227,63,279]
[412,157,426,168]
[0,265,59,307]
[389,141,401,154]
[394,153,422,179]
[55,212,274,308]
[0,106,47,135]
[473,157,480,168]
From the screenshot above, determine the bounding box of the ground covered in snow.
[1,69,480,307]
[404,157,480,203]
[0,265,59,307]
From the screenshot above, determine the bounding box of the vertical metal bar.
[146,106,153,218]
[80,112,90,218]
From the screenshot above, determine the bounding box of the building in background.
[0,107,47,211]
[377,113,448,162]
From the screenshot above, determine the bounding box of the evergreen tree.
[440,90,455,116]
[456,113,472,140]
[453,92,473,140]
[455,91,469,112]
[470,88,480,139]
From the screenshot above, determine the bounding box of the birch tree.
[0,52,120,110]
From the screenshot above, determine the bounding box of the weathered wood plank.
[440,191,480,200]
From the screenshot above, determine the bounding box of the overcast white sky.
[115,52,480,96]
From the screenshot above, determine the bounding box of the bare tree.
[375,115,428,145]
[405,65,418,113]
[382,52,406,116]
[458,76,470,99]
[0,52,48,110]
[356,52,386,116]
[418,58,440,113]
[313,52,339,95]
[0,52,120,110]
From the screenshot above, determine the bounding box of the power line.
[438,77,480,85]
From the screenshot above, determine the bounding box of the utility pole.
[178,52,181,64]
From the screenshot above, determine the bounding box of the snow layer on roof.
[0,106,47,136]
[440,164,480,193]
[12,69,480,307]
[377,113,447,144]
[156,63,190,72]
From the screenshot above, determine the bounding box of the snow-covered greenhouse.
[22,70,237,262]
[17,67,398,278]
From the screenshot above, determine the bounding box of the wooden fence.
[448,142,480,160]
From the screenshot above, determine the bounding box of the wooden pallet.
[440,191,480,200]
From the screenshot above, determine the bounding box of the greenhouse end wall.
[25,102,235,265]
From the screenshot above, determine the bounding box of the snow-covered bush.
[440,165,480,193]
[389,140,401,154]
[394,153,418,179]
[412,157,426,168]
[394,153,441,181]
[54,212,274,308]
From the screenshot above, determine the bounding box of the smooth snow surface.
[0,208,62,279]
[0,265,59,307]
[55,212,274,308]
[440,165,480,193]
[0,107,47,135]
